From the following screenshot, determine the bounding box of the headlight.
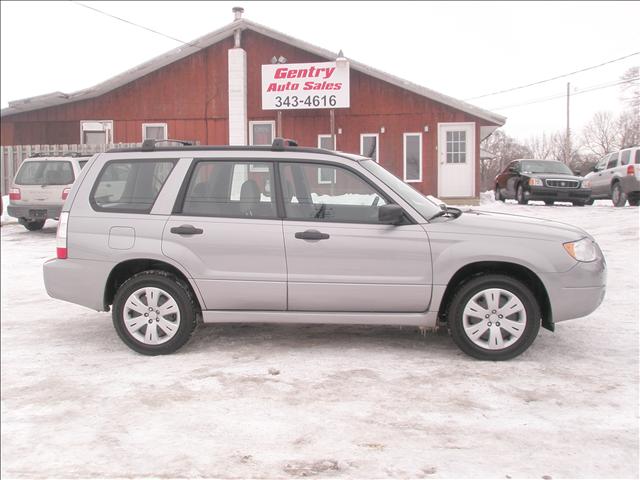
[528,178,543,186]
[582,180,592,188]
[563,238,597,262]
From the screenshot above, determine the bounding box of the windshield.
[360,160,441,220]
[15,161,74,185]
[521,160,572,175]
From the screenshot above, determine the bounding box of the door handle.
[295,229,330,240]
[170,224,203,235]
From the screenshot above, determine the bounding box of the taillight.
[627,165,635,175]
[61,188,71,200]
[56,212,69,259]
[9,188,20,201]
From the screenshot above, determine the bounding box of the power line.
[489,77,639,111]
[71,1,201,50]
[465,52,640,101]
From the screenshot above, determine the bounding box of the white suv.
[7,154,90,230]
[584,146,640,206]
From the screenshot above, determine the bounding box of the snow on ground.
[1,196,639,479]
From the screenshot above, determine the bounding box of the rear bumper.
[7,204,62,220]
[526,186,591,202]
[43,257,113,311]
[620,176,640,195]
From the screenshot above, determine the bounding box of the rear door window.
[91,160,176,212]
[15,161,74,185]
[606,153,619,170]
[620,150,631,166]
[179,161,276,219]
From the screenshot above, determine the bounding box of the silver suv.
[8,154,90,230]
[584,146,640,206]
[43,139,607,360]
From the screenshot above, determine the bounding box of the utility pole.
[565,82,571,164]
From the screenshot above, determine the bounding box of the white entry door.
[438,123,475,197]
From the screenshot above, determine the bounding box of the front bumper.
[543,253,607,323]
[526,186,591,202]
[7,204,62,220]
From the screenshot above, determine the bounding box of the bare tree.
[620,66,640,111]
[525,132,555,160]
[582,111,620,156]
[617,109,640,148]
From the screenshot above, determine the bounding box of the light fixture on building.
[424,125,429,132]
[278,56,287,64]
[270,56,278,64]
[336,49,348,69]
[380,126,385,134]
[338,128,342,135]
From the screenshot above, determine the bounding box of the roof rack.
[141,139,194,151]
[271,137,298,151]
[26,152,92,158]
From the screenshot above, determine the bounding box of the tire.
[495,186,505,202]
[585,198,594,206]
[611,183,627,207]
[629,198,639,207]
[22,219,45,231]
[112,270,198,355]
[448,274,541,361]
[516,184,528,205]
[544,201,554,206]
[572,201,585,207]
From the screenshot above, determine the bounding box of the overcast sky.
[1,1,638,141]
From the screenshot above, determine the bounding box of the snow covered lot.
[1,198,638,479]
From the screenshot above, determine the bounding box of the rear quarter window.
[91,159,176,213]
[15,161,74,185]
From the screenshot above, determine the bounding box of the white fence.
[1,143,142,195]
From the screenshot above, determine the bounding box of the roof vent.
[232,6,244,20]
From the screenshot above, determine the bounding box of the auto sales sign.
[261,61,350,110]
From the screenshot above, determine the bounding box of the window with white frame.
[317,135,336,184]
[142,123,168,141]
[403,133,422,182]
[249,120,275,145]
[248,121,275,172]
[360,133,379,162]
[80,120,113,145]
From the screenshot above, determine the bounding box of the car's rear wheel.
[21,219,45,231]
[516,184,528,205]
[112,270,197,355]
[585,198,595,205]
[611,183,627,207]
[629,198,639,207]
[544,201,554,206]
[448,274,541,361]
[572,201,585,207]
[495,186,505,202]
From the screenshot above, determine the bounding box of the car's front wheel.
[112,270,198,355]
[516,184,528,205]
[612,183,627,207]
[495,186,505,202]
[448,274,541,360]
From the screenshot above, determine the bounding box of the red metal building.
[0,9,505,201]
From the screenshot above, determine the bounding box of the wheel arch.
[104,258,204,312]
[437,261,553,332]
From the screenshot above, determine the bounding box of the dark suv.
[495,159,591,206]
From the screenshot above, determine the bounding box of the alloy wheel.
[123,287,181,345]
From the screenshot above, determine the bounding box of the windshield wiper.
[428,206,462,221]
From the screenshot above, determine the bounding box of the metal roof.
[1,18,506,126]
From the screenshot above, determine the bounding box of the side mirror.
[508,166,517,173]
[378,204,404,225]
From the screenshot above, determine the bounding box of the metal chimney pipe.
[232,6,244,20]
